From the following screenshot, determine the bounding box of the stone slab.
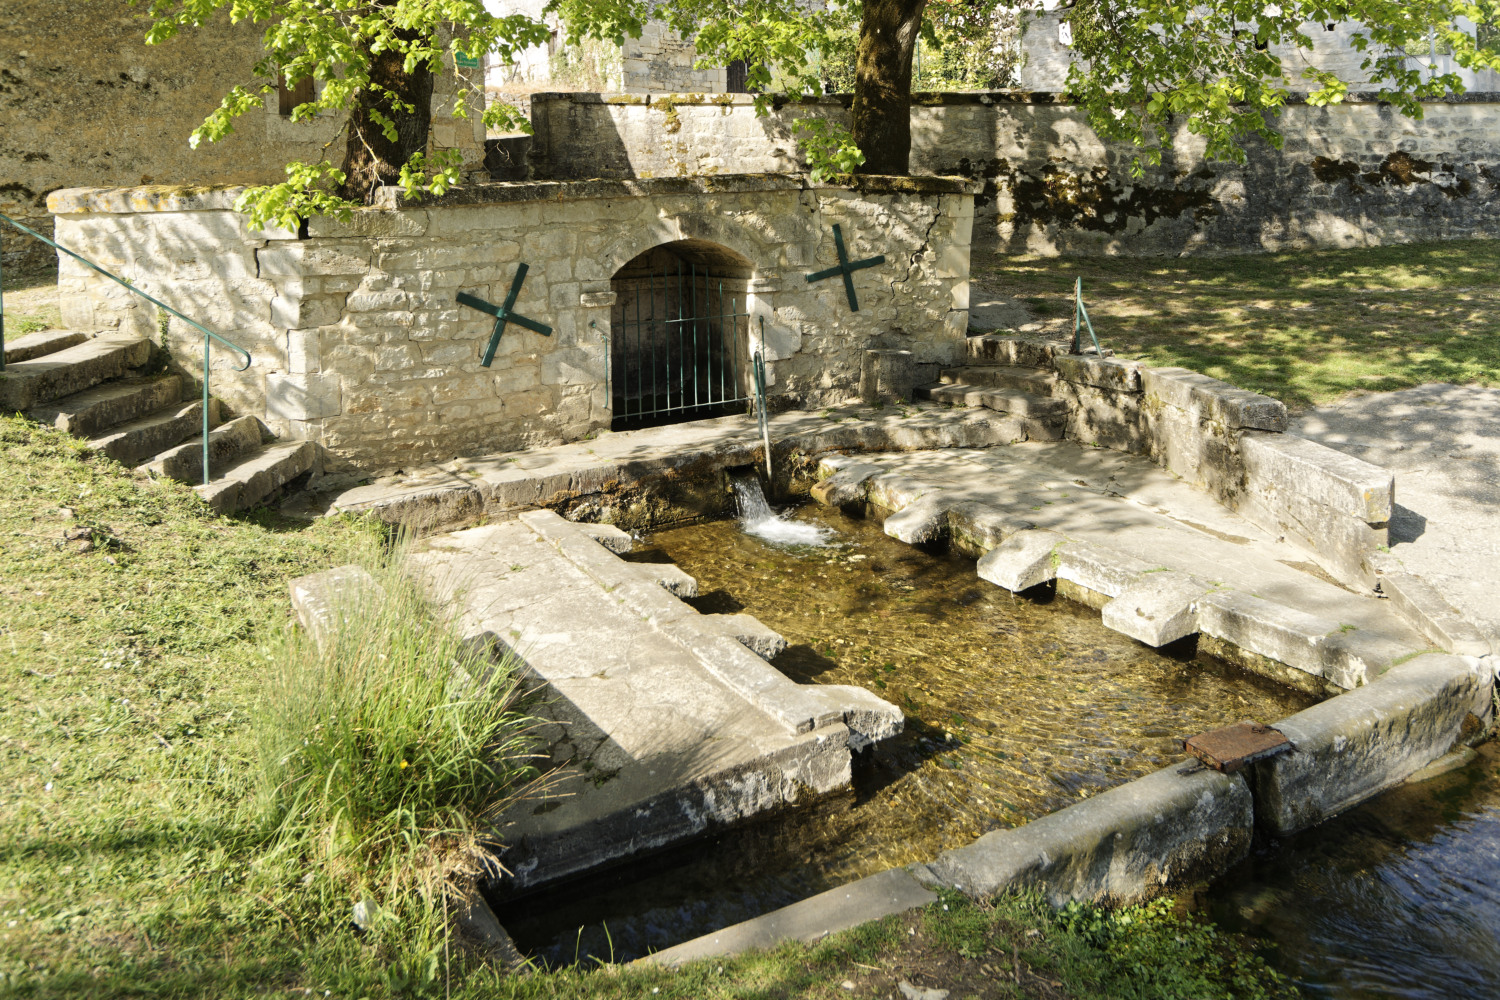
[0,333,151,411]
[883,493,956,544]
[1055,541,1159,601]
[195,440,316,514]
[641,868,937,968]
[1100,572,1209,647]
[1053,354,1143,392]
[926,763,1253,904]
[288,564,382,652]
[2,329,87,364]
[975,529,1064,592]
[1142,367,1288,432]
[1241,431,1394,524]
[1253,653,1492,835]
[1380,570,1493,657]
[29,373,183,437]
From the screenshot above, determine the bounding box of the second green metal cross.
[458,263,552,368]
[805,223,885,312]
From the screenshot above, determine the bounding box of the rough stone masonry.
[48,174,977,473]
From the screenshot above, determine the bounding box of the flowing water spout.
[730,473,832,546]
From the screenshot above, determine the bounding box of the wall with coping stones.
[529,91,1500,255]
[0,0,486,276]
[47,174,975,473]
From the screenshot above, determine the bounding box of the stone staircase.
[914,334,1073,440]
[2,329,316,513]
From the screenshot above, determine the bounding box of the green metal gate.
[610,256,751,429]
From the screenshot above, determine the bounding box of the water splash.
[731,473,834,546]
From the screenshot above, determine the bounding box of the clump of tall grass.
[255,529,541,990]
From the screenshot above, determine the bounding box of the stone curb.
[623,652,1494,969]
[1379,568,1496,657]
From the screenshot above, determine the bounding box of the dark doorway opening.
[609,240,753,431]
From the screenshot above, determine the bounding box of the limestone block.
[1053,354,1143,392]
[1238,482,1388,592]
[575,522,633,554]
[810,460,883,506]
[1253,654,1491,835]
[265,372,343,422]
[272,293,342,330]
[1196,590,1343,684]
[286,329,321,375]
[289,564,382,653]
[966,335,1069,368]
[1240,431,1393,524]
[1057,542,1160,601]
[1380,570,1494,657]
[1142,367,1287,431]
[307,209,429,239]
[927,763,1252,904]
[696,613,789,661]
[1101,572,1210,647]
[946,501,1035,558]
[1143,398,1243,501]
[976,529,1066,592]
[803,684,905,749]
[884,493,956,544]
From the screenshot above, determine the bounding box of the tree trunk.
[851,0,926,175]
[339,19,435,202]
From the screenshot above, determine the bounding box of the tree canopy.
[139,0,1500,226]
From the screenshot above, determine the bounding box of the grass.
[974,239,1500,410]
[2,272,62,339]
[0,413,1302,998]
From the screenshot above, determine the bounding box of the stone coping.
[48,172,982,217]
[536,89,1500,108]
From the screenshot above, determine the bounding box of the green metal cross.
[804,223,886,312]
[458,263,552,368]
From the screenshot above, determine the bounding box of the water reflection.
[1204,742,1500,1000]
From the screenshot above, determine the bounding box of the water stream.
[730,472,834,546]
[1200,741,1500,1000]
[501,499,1315,965]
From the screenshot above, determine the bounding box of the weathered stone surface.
[266,372,343,422]
[1253,653,1493,835]
[1380,570,1493,657]
[0,334,151,411]
[3,329,87,364]
[576,521,634,554]
[1056,541,1158,601]
[976,529,1065,592]
[697,613,789,661]
[288,564,382,652]
[927,764,1253,904]
[884,493,956,544]
[1241,431,1393,523]
[1053,354,1143,392]
[196,439,316,514]
[143,414,266,484]
[642,868,936,968]
[1238,479,1389,592]
[1101,572,1209,647]
[89,399,215,467]
[861,349,918,404]
[811,459,884,506]
[29,374,183,437]
[1143,367,1288,432]
[964,335,1069,368]
[946,501,1034,558]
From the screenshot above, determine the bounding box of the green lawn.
[975,239,1500,410]
[0,417,1296,998]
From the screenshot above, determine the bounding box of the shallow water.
[1203,741,1500,1000]
[502,501,1313,965]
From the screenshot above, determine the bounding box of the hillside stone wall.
[530,91,1500,255]
[48,174,976,473]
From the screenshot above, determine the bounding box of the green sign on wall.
[455,52,482,69]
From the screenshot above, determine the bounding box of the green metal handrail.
[1072,276,1105,357]
[0,212,251,486]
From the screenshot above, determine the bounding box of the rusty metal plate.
[1182,720,1291,773]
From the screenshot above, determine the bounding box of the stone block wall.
[0,1,485,276]
[49,174,976,473]
[529,91,1500,255]
[978,337,1395,590]
[621,22,727,94]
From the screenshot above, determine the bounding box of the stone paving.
[1293,384,1500,654]
[812,440,1432,692]
[400,509,901,892]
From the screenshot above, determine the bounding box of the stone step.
[939,365,1058,396]
[0,334,152,411]
[196,440,316,514]
[88,398,220,468]
[966,333,1071,368]
[141,414,268,484]
[3,329,88,364]
[917,381,1067,441]
[29,374,184,437]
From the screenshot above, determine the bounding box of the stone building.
[0,1,486,275]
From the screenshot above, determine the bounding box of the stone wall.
[0,1,486,276]
[49,174,976,473]
[529,91,1500,255]
[621,22,727,94]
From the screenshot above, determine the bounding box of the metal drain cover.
[1182,720,1291,772]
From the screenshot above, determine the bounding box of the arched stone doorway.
[609,239,753,431]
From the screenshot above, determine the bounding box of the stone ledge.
[1241,431,1393,524]
[1252,653,1492,835]
[1142,367,1288,431]
[927,763,1253,903]
[1380,569,1495,657]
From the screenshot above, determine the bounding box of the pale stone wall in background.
[0,1,485,275]
[530,91,1500,255]
[48,175,975,473]
[621,22,727,94]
